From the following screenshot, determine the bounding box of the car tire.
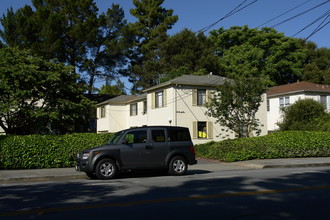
[95,158,117,180]
[168,156,187,176]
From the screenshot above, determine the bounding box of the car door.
[148,128,169,165]
[119,129,149,166]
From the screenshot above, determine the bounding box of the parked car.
[75,126,197,179]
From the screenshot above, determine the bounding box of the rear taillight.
[189,146,195,154]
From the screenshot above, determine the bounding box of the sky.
[0,0,329,92]
[0,0,329,47]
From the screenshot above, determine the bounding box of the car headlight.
[82,153,90,160]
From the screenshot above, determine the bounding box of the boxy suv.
[75,126,197,180]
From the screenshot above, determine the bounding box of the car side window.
[124,130,147,144]
[168,128,190,141]
[152,129,166,142]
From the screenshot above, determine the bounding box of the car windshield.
[107,131,124,144]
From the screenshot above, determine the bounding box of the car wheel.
[95,158,117,180]
[168,156,187,176]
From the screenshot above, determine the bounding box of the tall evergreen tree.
[128,0,178,92]
[0,0,129,94]
[158,29,223,82]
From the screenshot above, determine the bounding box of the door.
[149,128,169,165]
[120,129,149,166]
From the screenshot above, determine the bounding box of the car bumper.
[75,160,91,173]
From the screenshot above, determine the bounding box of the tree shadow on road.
[1,167,330,219]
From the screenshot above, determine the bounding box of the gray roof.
[143,74,227,92]
[96,93,147,106]
[96,74,227,106]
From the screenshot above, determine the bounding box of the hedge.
[195,131,330,162]
[0,133,113,169]
[1,131,329,169]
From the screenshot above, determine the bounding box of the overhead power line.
[292,10,330,37]
[257,0,311,28]
[196,0,258,33]
[270,0,330,28]
[306,14,330,40]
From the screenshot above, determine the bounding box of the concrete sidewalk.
[1,157,329,183]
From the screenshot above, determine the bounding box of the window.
[168,127,191,142]
[193,89,211,106]
[152,129,165,142]
[320,95,327,108]
[143,101,147,114]
[155,91,164,108]
[197,89,206,105]
[100,106,105,118]
[192,121,213,139]
[280,97,290,108]
[285,97,290,107]
[130,103,138,116]
[124,130,147,144]
[198,122,207,138]
[267,99,270,111]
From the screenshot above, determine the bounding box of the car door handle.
[145,146,154,150]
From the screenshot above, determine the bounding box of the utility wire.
[257,0,311,28]
[196,0,258,33]
[306,15,330,40]
[292,10,330,37]
[270,0,330,28]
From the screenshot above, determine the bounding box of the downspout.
[175,84,178,126]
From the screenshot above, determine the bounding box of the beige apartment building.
[96,74,268,144]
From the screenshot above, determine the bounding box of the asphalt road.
[1,165,330,219]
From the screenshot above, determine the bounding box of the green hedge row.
[195,131,330,162]
[0,133,113,169]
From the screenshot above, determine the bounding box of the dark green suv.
[75,126,197,180]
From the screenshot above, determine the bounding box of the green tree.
[209,26,307,85]
[158,29,223,82]
[277,99,327,131]
[128,0,178,92]
[206,73,270,138]
[98,80,126,95]
[82,3,130,94]
[0,47,92,135]
[0,1,129,94]
[300,40,330,84]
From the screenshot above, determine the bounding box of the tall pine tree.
[128,0,178,92]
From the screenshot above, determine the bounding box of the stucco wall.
[267,93,327,131]
[96,86,269,145]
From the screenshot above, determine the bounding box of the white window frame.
[130,103,138,116]
[197,89,206,106]
[155,91,164,108]
[100,106,105,118]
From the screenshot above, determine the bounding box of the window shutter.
[151,92,155,109]
[163,89,167,107]
[192,89,197,106]
[207,122,213,139]
[192,121,198,139]
[206,90,212,105]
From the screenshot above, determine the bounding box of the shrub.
[277,99,327,131]
[195,131,330,162]
[0,133,113,169]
